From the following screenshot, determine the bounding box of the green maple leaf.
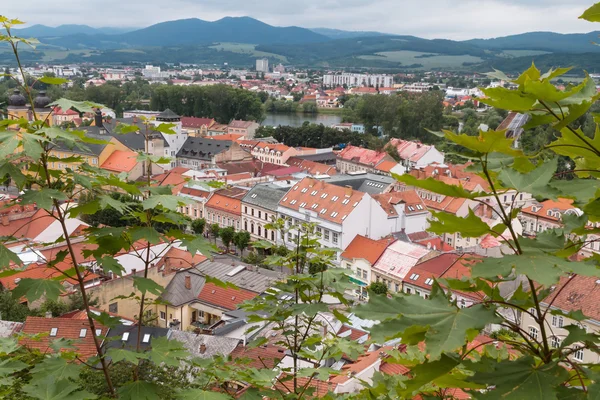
[394,174,484,199]
[98,194,130,213]
[23,376,97,400]
[142,195,190,211]
[118,381,160,400]
[354,287,500,358]
[128,226,162,245]
[146,336,188,367]
[176,390,232,400]
[471,252,599,287]
[429,209,491,237]
[498,158,559,199]
[0,243,23,269]
[468,356,569,399]
[0,132,19,160]
[96,256,125,276]
[49,99,101,114]
[561,325,599,348]
[179,236,216,260]
[580,3,600,22]
[132,277,164,296]
[12,278,65,303]
[38,76,68,85]
[20,188,67,211]
[21,132,47,160]
[106,348,148,364]
[479,87,537,111]
[445,129,523,156]
[30,357,81,382]
[550,178,600,205]
[0,359,27,377]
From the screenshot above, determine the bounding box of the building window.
[324,230,330,241]
[109,303,118,313]
[406,287,412,294]
[258,226,262,236]
[362,270,367,280]
[258,211,262,219]
[459,299,466,308]
[356,268,362,277]
[552,315,564,328]
[574,349,584,362]
[251,208,254,216]
[160,311,166,320]
[332,232,339,245]
[244,206,247,214]
[551,336,560,348]
[271,231,275,241]
[395,283,399,292]
[529,326,539,340]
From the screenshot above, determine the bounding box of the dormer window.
[142,334,151,343]
[409,273,420,280]
[50,328,58,337]
[122,332,130,341]
[332,196,339,201]
[79,329,87,338]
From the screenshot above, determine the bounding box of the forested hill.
[464,31,600,54]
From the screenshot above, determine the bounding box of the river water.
[262,112,343,128]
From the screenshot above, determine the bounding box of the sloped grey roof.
[105,325,170,350]
[52,132,111,156]
[241,182,290,212]
[161,270,205,307]
[323,173,395,195]
[177,138,232,161]
[194,260,280,293]
[157,108,180,120]
[293,151,337,164]
[84,118,168,151]
[169,330,239,358]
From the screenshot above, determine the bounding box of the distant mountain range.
[5,18,600,73]
[309,28,389,39]
[13,24,134,37]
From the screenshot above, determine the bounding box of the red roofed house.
[204,187,249,229]
[100,149,143,180]
[519,198,581,237]
[521,275,600,364]
[336,145,394,174]
[52,106,80,126]
[227,120,259,139]
[180,117,215,137]
[277,177,413,256]
[341,235,390,298]
[252,143,298,165]
[196,282,257,325]
[386,138,445,170]
[20,317,108,360]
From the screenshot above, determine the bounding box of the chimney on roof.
[345,185,352,197]
[199,343,206,354]
[45,311,52,319]
[94,108,103,129]
[132,268,136,275]
[1,216,8,226]
[184,275,191,290]
[133,116,138,123]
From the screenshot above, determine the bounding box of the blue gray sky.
[5,0,597,39]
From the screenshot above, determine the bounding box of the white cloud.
[2,0,596,39]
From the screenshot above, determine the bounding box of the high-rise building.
[256,58,269,73]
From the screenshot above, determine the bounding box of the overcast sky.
[5,0,597,40]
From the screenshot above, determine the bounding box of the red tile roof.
[265,166,303,177]
[279,177,365,224]
[197,282,257,311]
[388,139,435,163]
[210,134,245,142]
[336,325,369,341]
[0,262,100,290]
[372,190,427,217]
[521,198,576,222]
[20,317,107,360]
[543,275,600,321]
[374,160,397,173]
[101,150,139,173]
[337,145,390,166]
[180,117,215,129]
[228,120,256,129]
[341,235,390,264]
[230,344,284,369]
[205,188,247,216]
[275,375,332,398]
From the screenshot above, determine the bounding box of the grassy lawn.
[41,49,93,61]
[359,51,483,69]
[209,42,288,62]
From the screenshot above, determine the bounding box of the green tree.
[209,223,221,244]
[232,230,251,256]
[368,281,388,295]
[0,290,30,322]
[219,226,235,251]
[191,218,206,235]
